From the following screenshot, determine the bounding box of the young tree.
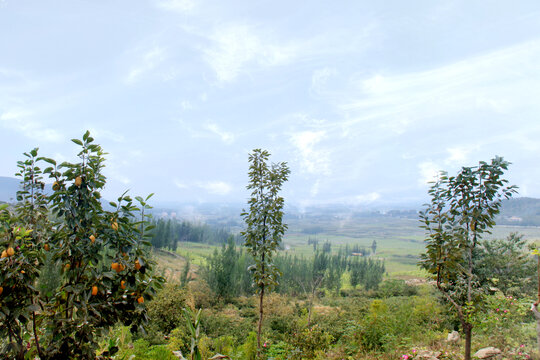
[419,156,516,360]
[371,240,377,255]
[241,149,290,358]
[203,237,240,301]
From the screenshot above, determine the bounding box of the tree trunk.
[537,322,540,355]
[531,305,540,353]
[307,292,313,329]
[537,255,540,304]
[257,284,265,359]
[464,323,472,360]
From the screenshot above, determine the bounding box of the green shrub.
[290,325,334,359]
[147,282,187,336]
[167,326,191,355]
[266,340,289,360]
[238,332,257,360]
[377,279,417,298]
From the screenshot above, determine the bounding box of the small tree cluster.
[150,219,235,250]
[202,237,253,301]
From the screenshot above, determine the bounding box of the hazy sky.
[1,1,540,208]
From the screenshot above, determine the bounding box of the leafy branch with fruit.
[0,131,164,359]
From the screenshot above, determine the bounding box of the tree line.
[149,218,238,250]
[201,238,386,301]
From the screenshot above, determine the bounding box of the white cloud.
[156,0,196,13]
[379,118,411,135]
[445,146,475,166]
[418,161,440,185]
[203,23,299,83]
[341,39,540,126]
[174,179,188,189]
[125,47,167,84]
[354,192,380,204]
[310,179,320,197]
[180,100,192,110]
[111,173,131,185]
[86,127,125,143]
[311,67,337,93]
[198,181,232,195]
[0,109,32,121]
[290,130,330,175]
[203,123,235,144]
[0,108,62,142]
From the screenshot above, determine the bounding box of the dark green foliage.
[146,283,188,338]
[150,219,236,250]
[321,241,331,253]
[376,279,417,298]
[475,233,535,297]
[0,133,164,360]
[419,156,517,360]
[371,240,377,255]
[241,148,290,355]
[202,237,253,300]
[349,257,385,291]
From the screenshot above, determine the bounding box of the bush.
[290,324,334,359]
[167,326,191,355]
[377,279,418,298]
[146,282,187,341]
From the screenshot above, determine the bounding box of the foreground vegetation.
[2,133,540,359]
[99,278,538,360]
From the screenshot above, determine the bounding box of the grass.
[161,217,540,281]
[174,241,219,266]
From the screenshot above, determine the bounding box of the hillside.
[497,197,540,226]
[0,176,20,202]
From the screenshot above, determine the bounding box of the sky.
[1,0,540,209]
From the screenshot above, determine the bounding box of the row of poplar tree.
[149,218,236,250]
[201,238,386,301]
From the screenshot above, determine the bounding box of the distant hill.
[0,176,54,203]
[0,176,20,202]
[497,197,540,226]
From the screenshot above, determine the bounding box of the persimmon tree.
[241,149,290,358]
[419,156,516,360]
[0,131,164,359]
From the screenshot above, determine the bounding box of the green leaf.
[71,139,83,146]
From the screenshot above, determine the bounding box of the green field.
[171,216,540,280]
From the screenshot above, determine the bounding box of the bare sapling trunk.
[257,284,265,359]
[464,322,472,360]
